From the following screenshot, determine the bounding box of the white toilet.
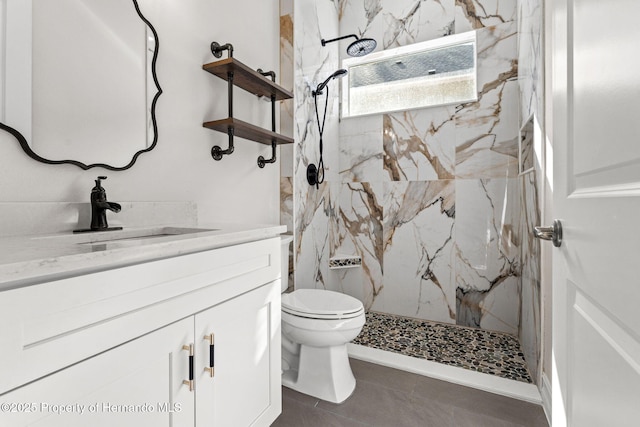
[279,236,366,404]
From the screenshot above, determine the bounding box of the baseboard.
[540,373,552,425]
[348,343,542,405]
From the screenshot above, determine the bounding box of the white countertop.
[0,223,286,291]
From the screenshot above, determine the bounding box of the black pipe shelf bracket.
[203,42,293,166]
[257,69,277,168]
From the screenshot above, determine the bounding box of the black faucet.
[90,176,122,231]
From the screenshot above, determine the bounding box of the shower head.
[321,34,377,57]
[313,69,348,96]
[346,37,377,57]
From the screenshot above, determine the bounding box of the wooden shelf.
[203,118,294,146]
[202,52,294,165]
[203,58,293,101]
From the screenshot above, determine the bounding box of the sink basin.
[32,227,218,245]
[78,227,218,244]
[82,227,215,244]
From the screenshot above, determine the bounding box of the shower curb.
[347,343,542,405]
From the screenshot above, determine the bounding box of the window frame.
[341,30,478,118]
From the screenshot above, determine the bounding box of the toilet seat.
[282,289,364,320]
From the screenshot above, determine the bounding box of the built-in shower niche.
[329,255,362,269]
[519,115,535,175]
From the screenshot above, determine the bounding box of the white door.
[551,0,640,425]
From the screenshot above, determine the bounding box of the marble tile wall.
[517,0,544,384]
[329,0,520,333]
[289,0,341,295]
[338,0,456,49]
[518,163,541,383]
[455,178,520,334]
[280,0,295,235]
[280,0,295,186]
[280,0,295,289]
[283,0,541,382]
[280,0,295,139]
[518,0,543,127]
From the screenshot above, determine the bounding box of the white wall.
[0,0,281,227]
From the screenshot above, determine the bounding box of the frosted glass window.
[341,31,477,118]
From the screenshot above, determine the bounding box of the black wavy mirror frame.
[0,0,162,171]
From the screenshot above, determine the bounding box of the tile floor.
[272,359,549,427]
[353,311,533,383]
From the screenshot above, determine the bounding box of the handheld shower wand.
[313,69,348,96]
[307,69,348,188]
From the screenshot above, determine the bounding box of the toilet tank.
[280,235,293,293]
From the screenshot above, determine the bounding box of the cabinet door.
[0,318,195,426]
[195,281,281,427]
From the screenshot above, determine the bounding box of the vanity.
[0,223,285,426]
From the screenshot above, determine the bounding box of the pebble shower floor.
[352,311,533,383]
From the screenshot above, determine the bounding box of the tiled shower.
[280,0,543,386]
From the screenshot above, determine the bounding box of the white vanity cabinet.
[0,317,196,426]
[195,281,281,426]
[0,236,282,426]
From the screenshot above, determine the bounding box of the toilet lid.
[282,289,364,319]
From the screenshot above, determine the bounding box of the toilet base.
[282,343,356,404]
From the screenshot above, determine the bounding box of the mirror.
[0,0,162,170]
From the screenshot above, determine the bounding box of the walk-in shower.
[285,0,542,398]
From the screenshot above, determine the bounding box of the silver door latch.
[534,219,563,247]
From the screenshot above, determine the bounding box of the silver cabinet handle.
[534,219,563,247]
